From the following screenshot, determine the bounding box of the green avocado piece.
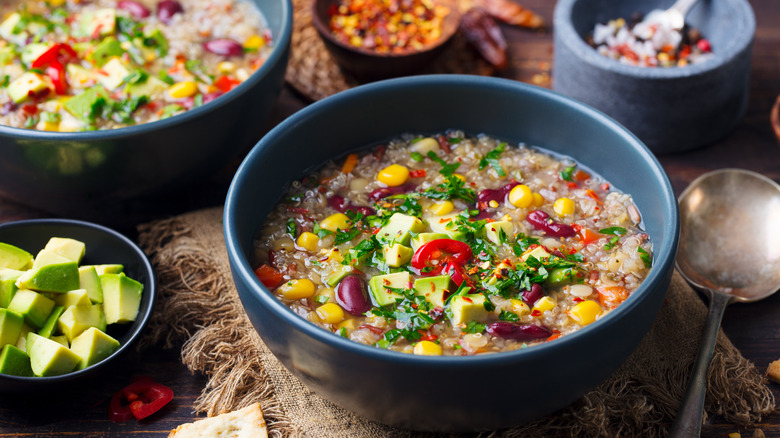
[450,293,491,325]
[91,36,124,67]
[43,237,86,264]
[15,323,33,351]
[427,214,467,241]
[325,265,355,287]
[27,332,80,377]
[7,290,55,329]
[368,271,409,307]
[31,249,71,269]
[376,213,426,246]
[78,8,116,38]
[53,288,91,309]
[58,303,106,342]
[546,267,577,286]
[410,232,448,252]
[7,72,53,104]
[63,86,110,123]
[78,266,104,304]
[90,264,124,275]
[0,242,33,270]
[484,220,514,245]
[16,261,80,293]
[125,75,168,99]
[0,46,16,66]
[520,245,552,263]
[20,43,49,66]
[0,344,33,377]
[382,243,413,268]
[70,327,120,370]
[100,273,143,324]
[50,335,69,348]
[66,63,97,88]
[413,275,454,308]
[0,268,23,308]
[0,309,24,347]
[37,305,65,339]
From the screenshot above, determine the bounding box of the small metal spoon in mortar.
[669,169,780,437]
[648,0,700,31]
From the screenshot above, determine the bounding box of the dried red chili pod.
[460,8,508,70]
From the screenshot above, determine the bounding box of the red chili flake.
[566,181,578,189]
[286,206,310,214]
[600,182,610,191]
[409,169,426,178]
[531,310,542,317]
[572,297,584,303]
[696,38,711,52]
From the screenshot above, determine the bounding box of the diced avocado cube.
[96,57,130,91]
[0,242,33,270]
[410,233,448,252]
[450,293,491,325]
[382,244,413,268]
[16,261,80,293]
[15,323,33,351]
[0,269,23,308]
[0,344,33,376]
[427,214,467,241]
[78,266,104,304]
[63,86,110,122]
[78,8,116,38]
[43,237,86,264]
[50,335,69,348]
[91,36,124,67]
[484,220,514,245]
[37,305,65,339]
[20,43,49,66]
[8,72,54,103]
[325,265,355,287]
[66,63,97,89]
[31,249,72,269]
[27,332,80,377]
[368,272,410,307]
[0,13,21,40]
[7,290,55,329]
[546,267,577,286]
[125,75,168,99]
[70,327,120,370]
[58,303,107,342]
[0,46,16,66]
[90,264,124,275]
[520,245,552,263]
[100,273,143,324]
[0,309,24,347]
[376,213,426,246]
[413,275,454,308]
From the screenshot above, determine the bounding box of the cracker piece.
[766,359,780,384]
[168,403,268,438]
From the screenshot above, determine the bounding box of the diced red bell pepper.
[109,377,174,422]
[411,239,472,275]
[214,75,241,92]
[254,264,285,288]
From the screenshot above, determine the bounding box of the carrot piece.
[254,264,285,288]
[586,189,603,205]
[597,286,629,309]
[341,153,358,174]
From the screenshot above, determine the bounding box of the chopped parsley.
[478,142,506,177]
[560,165,576,181]
[420,176,476,204]
[499,310,520,322]
[426,151,460,177]
[600,227,626,250]
[285,218,297,237]
[638,247,652,268]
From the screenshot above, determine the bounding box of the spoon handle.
[668,291,732,437]
[670,0,698,16]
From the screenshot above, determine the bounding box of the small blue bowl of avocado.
[0,219,155,392]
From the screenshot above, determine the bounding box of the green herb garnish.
[478,142,506,177]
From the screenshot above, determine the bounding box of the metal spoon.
[669,169,780,437]
[650,0,700,31]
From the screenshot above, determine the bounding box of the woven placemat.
[139,207,775,437]
[285,0,494,101]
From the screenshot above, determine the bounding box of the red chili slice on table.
[411,239,472,276]
[109,376,173,422]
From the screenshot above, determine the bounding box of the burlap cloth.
[138,207,775,437]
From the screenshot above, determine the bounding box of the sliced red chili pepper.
[45,61,68,95]
[109,391,135,423]
[442,260,475,288]
[109,377,173,422]
[31,43,77,69]
[213,75,241,92]
[411,239,472,274]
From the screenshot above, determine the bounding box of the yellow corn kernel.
[377,164,410,187]
[244,34,266,50]
[657,52,670,63]
[168,81,198,98]
[553,197,575,216]
[429,200,453,216]
[48,0,66,6]
[337,318,359,330]
[316,302,345,324]
[320,213,352,232]
[510,298,531,316]
[532,192,545,207]
[727,433,740,438]
[278,279,316,300]
[451,173,466,182]
[217,61,235,74]
[568,300,601,325]
[508,184,533,208]
[413,340,443,356]
[533,296,557,313]
[296,231,319,252]
[145,52,156,62]
[36,121,60,132]
[320,248,343,263]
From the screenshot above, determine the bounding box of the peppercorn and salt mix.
[254,132,654,356]
[0,0,274,131]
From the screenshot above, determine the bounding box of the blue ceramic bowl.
[0,219,156,392]
[0,0,292,215]
[553,0,755,154]
[224,75,679,432]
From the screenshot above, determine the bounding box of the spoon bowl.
[670,168,780,436]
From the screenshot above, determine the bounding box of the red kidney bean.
[477,182,519,206]
[335,275,371,316]
[0,102,17,116]
[368,183,417,201]
[157,0,183,24]
[526,210,576,238]
[203,39,244,57]
[202,91,223,104]
[485,322,552,341]
[118,0,151,18]
[521,283,544,306]
[327,195,375,217]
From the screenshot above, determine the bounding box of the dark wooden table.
[1,0,779,436]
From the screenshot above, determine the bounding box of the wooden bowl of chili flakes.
[311,0,462,80]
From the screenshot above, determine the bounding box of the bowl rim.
[553,0,756,79]
[309,0,461,59]
[224,74,679,367]
[0,218,156,385]
[0,0,293,140]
